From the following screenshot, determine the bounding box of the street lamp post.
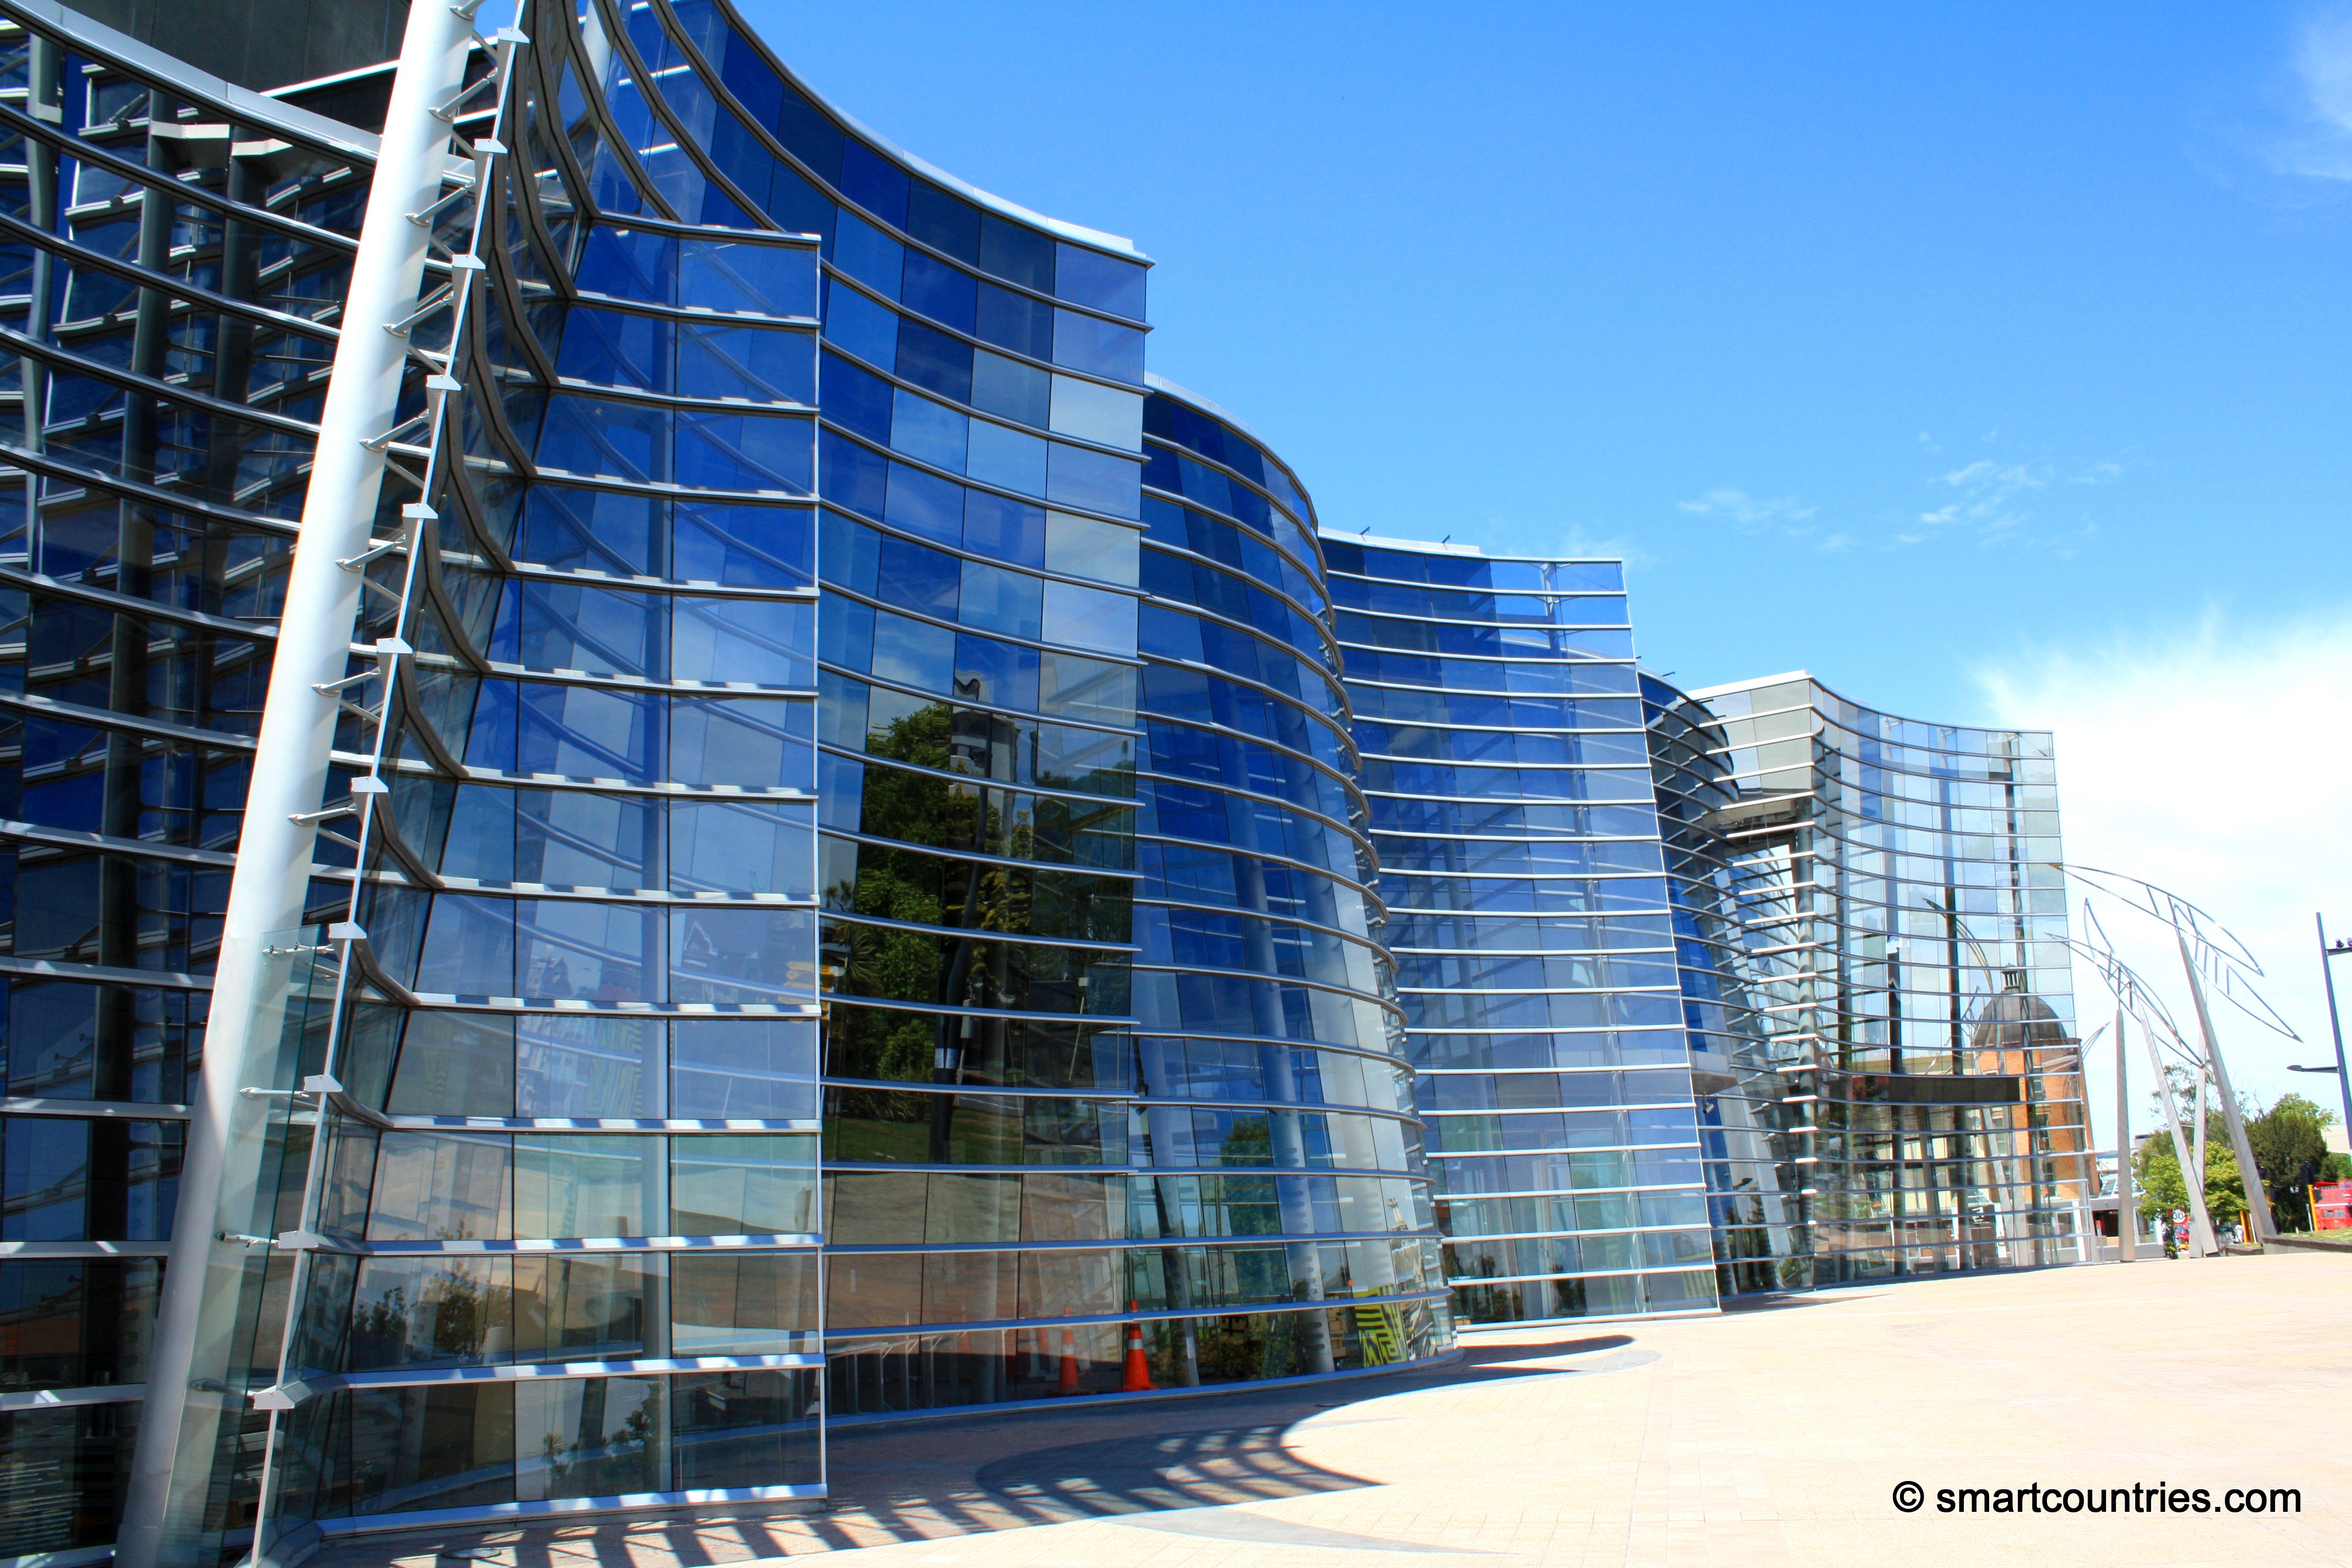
[2287,913,2352,1161]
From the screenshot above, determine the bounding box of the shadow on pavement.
[328,1334,1648,1568]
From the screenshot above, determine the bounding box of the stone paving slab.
[316,1251,2352,1568]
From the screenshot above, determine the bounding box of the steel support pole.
[2317,914,2352,1142]
[114,7,473,1564]
[2115,1006,2135,1261]
[2147,1022,2217,1257]
[2177,932,2275,1245]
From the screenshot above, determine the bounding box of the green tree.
[2136,1134,2246,1229]
[2246,1093,2334,1232]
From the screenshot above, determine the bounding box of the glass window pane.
[1048,375,1143,450]
[669,799,815,898]
[1055,243,1147,319]
[671,1134,819,1234]
[1045,511,1138,587]
[670,1018,818,1119]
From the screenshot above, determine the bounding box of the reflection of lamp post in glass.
[2285,914,2352,1170]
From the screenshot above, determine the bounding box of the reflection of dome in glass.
[1970,976,2076,1070]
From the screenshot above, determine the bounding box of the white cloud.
[2268,11,2352,181]
[1918,460,2045,539]
[1676,487,1815,529]
[1978,611,2352,1150]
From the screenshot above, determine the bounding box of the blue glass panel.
[956,559,1042,641]
[900,251,976,335]
[674,502,813,589]
[819,430,888,520]
[519,684,662,782]
[818,592,874,672]
[869,608,954,695]
[672,597,816,688]
[670,906,816,1004]
[556,307,669,390]
[883,462,962,545]
[970,346,1050,428]
[894,319,973,404]
[838,141,909,228]
[830,212,903,300]
[906,181,981,264]
[1047,444,1141,520]
[518,900,656,1000]
[518,485,658,576]
[889,388,967,473]
[1055,244,1147,320]
[682,238,815,316]
[821,351,892,445]
[670,799,814,897]
[712,26,781,122]
[677,322,815,405]
[874,533,959,619]
[414,894,518,996]
[953,631,1039,711]
[962,491,1045,567]
[770,81,845,189]
[821,282,898,372]
[976,282,1053,361]
[669,696,815,789]
[966,418,1047,497]
[538,395,666,483]
[979,216,1053,292]
[1058,310,1147,385]
[518,788,654,890]
[676,410,813,495]
[819,509,879,596]
[672,1017,818,1118]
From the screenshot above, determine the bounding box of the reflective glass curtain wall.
[0,8,377,1557]
[264,0,830,1548]
[1133,385,1450,1388]
[1685,674,2095,1283]
[1322,537,1717,1327]
[1641,674,1808,1299]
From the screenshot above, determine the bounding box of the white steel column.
[115,4,475,1563]
[2146,1021,2217,1257]
[2114,1007,2135,1261]
[2179,932,2276,1245]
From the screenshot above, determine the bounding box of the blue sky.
[743,2,2352,1120]
[746,0,2350,719]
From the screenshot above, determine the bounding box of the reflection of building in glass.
[0,1,1453,1560]
[1641,675,1810,1299]
[0,1,2093,1561]
[1131,388,1450,1382]
[1321,537,1718,1327]
[1676,674,2095,1286]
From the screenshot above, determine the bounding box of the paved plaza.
[329,1251,2352,1568]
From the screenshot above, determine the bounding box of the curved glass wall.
[1133,386,1450,1387]
[1684,673,2096,1282]
[1322,537,1717,1326]
[1641,674,1807,1299]
[260,1,834,1547]
[0,8,374,1557]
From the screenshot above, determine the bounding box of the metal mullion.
[570,0,680,224]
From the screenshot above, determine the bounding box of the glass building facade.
[1670,673,2095,1288]
[0,1,2093,1562]
[0,1,1452,1561]
[1320,536,1717,1327]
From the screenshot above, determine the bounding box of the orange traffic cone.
[1055,1326,1081,1394]
[1121,1301,1155,1392]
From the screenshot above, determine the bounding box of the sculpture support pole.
[2115,1006,2135,1262]
[2179,931,2276,1245]
[2147,1023,2217,1257]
